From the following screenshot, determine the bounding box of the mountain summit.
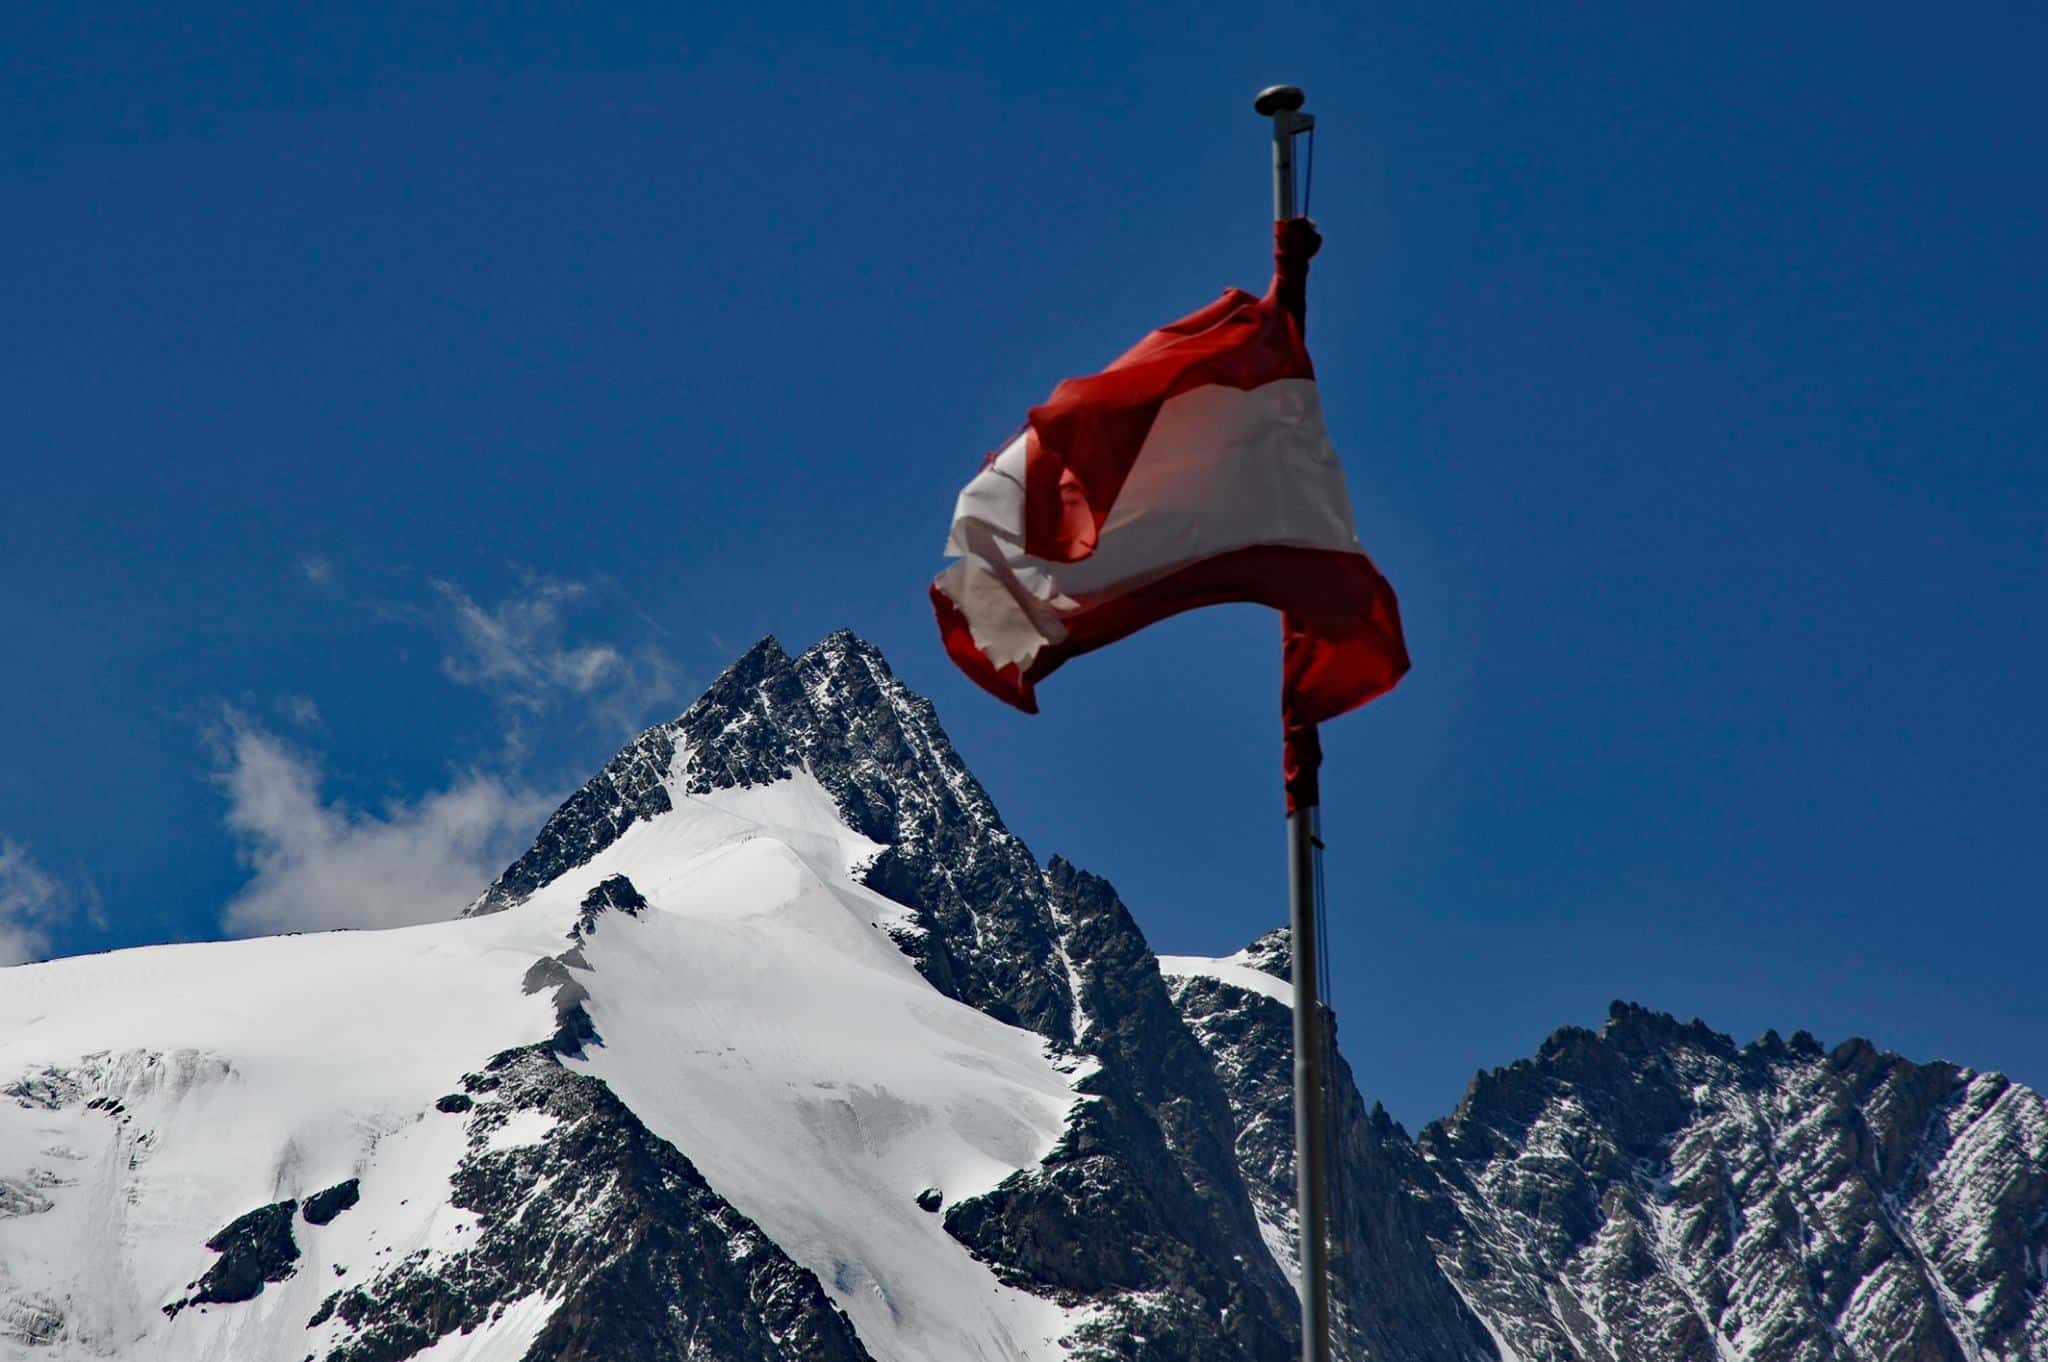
[469,630,1079,1045]
[4,632,2043,1360]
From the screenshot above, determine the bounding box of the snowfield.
[0,762,1087,1362]
[1155,951,1293,1010]
[1,914,564,1361]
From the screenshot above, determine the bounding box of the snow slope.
[0,910,565,1361]
[512,766,1088,1361]
[1155,953,1292,1010]
[0,756,1086,1361]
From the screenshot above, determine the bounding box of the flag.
[930,219,1408,797]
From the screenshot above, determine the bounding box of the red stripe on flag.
[1022,294,1315,564]
[930,543,1408,722]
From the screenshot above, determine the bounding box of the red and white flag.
[930,219,1408,791]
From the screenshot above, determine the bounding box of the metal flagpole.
[1287,798,1332,1362]
[1255,82,1334,1362]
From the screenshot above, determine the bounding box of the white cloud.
[0,840,64,966]
[198,573,682,941]
[213,715,554,935]
[432,577,679,742]
[301,556,336,588]
[436,578,619,705]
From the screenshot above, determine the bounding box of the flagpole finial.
[1254,87,1312,219]
[1253,84,1305,117]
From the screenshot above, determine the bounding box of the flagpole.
[1256,82,1334,1362]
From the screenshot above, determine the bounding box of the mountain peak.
[722,633,794,680]
[798,627,887,667]
[1599,998,1740,1058]
[1413,998,2048,1362]
[1235,927,1292,981]
[465,629,1079,1038]
[472,629,928,916]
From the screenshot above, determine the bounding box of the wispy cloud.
[0,840,65,966]
[433,576,680,748]
[211,713,554,935]
[196,571,682,941]
[277,694,323,728]
[436,578,620,705]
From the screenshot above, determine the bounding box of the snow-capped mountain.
[1165,945,2048,1362]
[3,631,2043,1361]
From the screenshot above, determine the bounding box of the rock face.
[1416,1002,2048,1362]
[944,859,1300,1360]
[1164,944,1500,1362]
[1166,951,2048,1362]
[309,1045,871,1362]
[5,630,2043,1361]
[165,1200,302,1314]
[302,1180,361,1227]
[474,632,1303,1357]
[480,632,1081,1042]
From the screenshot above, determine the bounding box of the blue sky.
[2,3,2042,1129]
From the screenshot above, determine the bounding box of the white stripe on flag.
[937,378,1367,671]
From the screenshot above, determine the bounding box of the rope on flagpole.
[1301,122,1316,218]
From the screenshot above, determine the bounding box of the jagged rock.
[303,1180,361,1226]
[1165,933,1500,1362]
[1236,928,1292,981]
[313,1045,871,1362]
[165,1199,301,1315]
[467,728,679,918]
[1416,1000,2048,1362]
[519,955,574,996]
[572,872,648,940]
[946,861,1299,1360]
[472,632,1078,1042]
[520,942,602,1058]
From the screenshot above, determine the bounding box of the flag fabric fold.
[931,219,1408,795]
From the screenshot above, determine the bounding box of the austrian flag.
[930,219,1409,737]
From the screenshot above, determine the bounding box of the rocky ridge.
[475,632,1303,1357]
[1418,1002,2048,1362]
[5,629,2042,1361]
[458,630,2048,1361]
[466,630,2047,1361]
[1167,949,2048,1362]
